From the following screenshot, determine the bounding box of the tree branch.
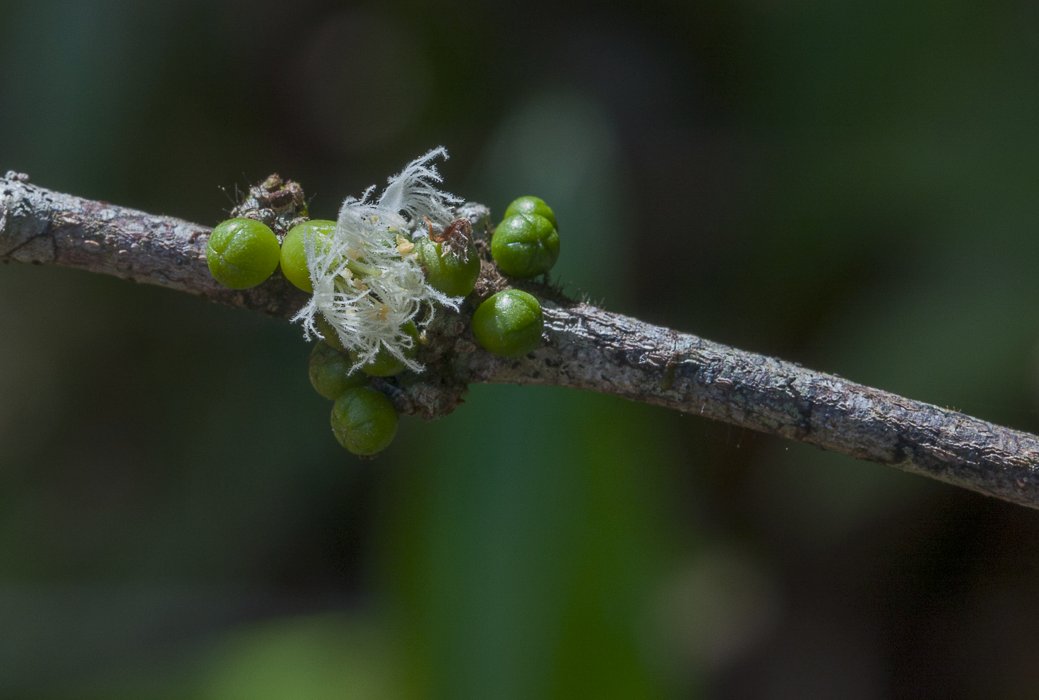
[4,172,1039,510]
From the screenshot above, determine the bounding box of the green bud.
[315,314,346,352]
[416,236,480,297]
[206,218,281,289]
[471,289,544,357]
[315,316,417,376]
[280,219,335,293]
[308,342,367,400]
[331,387,399,456]
[503,195,557,229]
[360,322,420,377]
[491,213,560,278]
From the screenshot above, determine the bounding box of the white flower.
[291,148,463,372]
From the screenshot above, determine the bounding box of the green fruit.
[315,316,417,376]
[360,322,420,377]
[308,343,367,400]
[280,219,335,292]
[503,195,557,229]
[471,289,544,357]
[491,213,560,278]
[361,349,408,377]
[206,218,281,289]
[416,236,480,297]
[331,387,398,456]
[315,314,346,352]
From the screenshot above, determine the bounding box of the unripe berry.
[471,289,544,357]
[331,387,398,456]
[315,314,347,352]
[360,322,420,377]
[416,236,480,297]
[491,213,559,278]
[308,343,367,400]
[315,316,417,375]
[280,219,335,293]
[206,218,281,289]
[503,195,557,229]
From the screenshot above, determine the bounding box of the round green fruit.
[471,289,544,357]
[308,343,367,400]
[315,314,346,352]
[503,195,557,229]
[280,219,335,292]
[360,322,420,377]
[491,213,560,278]
[416,236,480,297]
[331,387,398,456]
[361,349,407,378]
[206,218,281,289]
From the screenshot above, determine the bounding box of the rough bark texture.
[0,171,308,316]
[4,171,1039,509]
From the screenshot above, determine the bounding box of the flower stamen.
[291,148,464,372]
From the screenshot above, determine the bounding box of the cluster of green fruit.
[476,195,560,356]
[204,194,560,457]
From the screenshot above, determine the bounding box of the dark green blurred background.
[3,1,1039,698]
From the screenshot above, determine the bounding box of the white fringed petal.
[291,148,463,372]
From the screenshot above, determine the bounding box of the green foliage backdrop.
[2,1,1039,697]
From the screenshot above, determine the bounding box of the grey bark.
[4,171,1039,509]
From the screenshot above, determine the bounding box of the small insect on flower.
[291,148,464,373]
